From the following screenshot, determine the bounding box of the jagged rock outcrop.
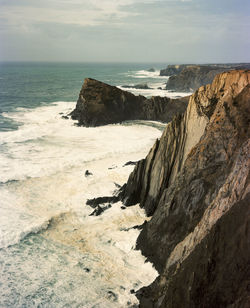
[70,78,189,126]
[121,70,250,307]
[162,63,250,92]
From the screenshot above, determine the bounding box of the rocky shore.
[119,69,250,307]
[72,69,250,307]
[70,78,189,126]
[161,63,250,92]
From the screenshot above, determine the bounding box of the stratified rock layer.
[70,78,189,126]
[121,70,250,307]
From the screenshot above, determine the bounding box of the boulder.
[85,170,93,177]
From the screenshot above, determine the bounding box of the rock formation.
[120,70,250,307]
[70,78,189,126]
[166,65,235,92]
[160,64,191,76]
[161,63,250,92]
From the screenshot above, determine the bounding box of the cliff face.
[165,65,230,92]
[162,63,250,92]
[121,70,250,307]
[160,64,190,76]
[70,78,189,126]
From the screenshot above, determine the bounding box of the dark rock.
[121,206,126,210]
[132,222,146,230]
[89,204,111,216]
[107,291,118,302]
[137,194,250,308]
[70,78,189,126]
[85,170,93,177]
[86,196,120,208]
[108,165,117,170]
[114,182,121,188]
[123,161,138,167]
[148,68,155,72]
[89,205,104,216]
[120,70,250,306]
[62,115,69,119]
[133,83,152,89]
[120,221,147,231]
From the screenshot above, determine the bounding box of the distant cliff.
[121,70,250,307]
[160,64,193,76]
[161,63,250,92]
[70,78,189,126]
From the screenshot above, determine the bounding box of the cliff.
[70,78,189,126]
[165,65,228,92]
[161,63,250,92]
[160,64,193,76]
[121,70,250,307]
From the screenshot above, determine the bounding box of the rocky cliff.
[161,63,250,92]
[165,65,229,92]
[121,70,250,307]
[70,78,189,126]
[160,64,192,76]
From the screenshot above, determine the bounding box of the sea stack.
[70,78,189,126]
[120,70,250,307]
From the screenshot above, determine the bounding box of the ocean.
[0,62,188,307]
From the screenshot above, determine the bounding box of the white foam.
[127,69,169,79]
[0,102,161,183]
[0,187,52,248]
[0,101,162,246]
[118,84,191,98]
[0,101,161,306]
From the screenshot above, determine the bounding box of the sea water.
[0,62,189,307]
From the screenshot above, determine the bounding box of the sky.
[0,0,249,63]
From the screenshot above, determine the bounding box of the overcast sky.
[0,0,249,63]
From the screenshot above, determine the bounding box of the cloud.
[0,0,158,31]
[0,0,249,62]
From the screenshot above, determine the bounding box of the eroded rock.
[70,78,189,126]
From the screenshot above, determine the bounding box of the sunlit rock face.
[121,70,250,307]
